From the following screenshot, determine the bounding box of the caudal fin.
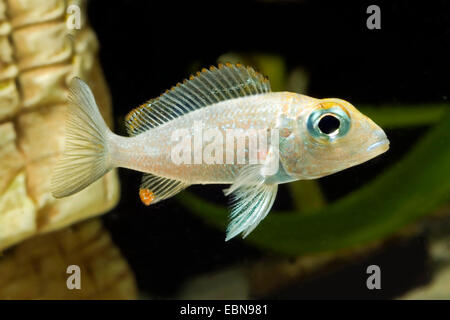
[51,78,112,198]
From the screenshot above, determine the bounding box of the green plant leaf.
[288,180,326,213]
[359,104,447,128]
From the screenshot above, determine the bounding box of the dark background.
[87,0,449,298]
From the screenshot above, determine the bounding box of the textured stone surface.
[0,0,120,251]
[0,219,137,299]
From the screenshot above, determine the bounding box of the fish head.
[282,98,389,179]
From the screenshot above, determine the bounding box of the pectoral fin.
[224,165,278,241]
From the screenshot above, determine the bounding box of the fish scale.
[116,94,284,183]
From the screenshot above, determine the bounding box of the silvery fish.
[51,63,389,241]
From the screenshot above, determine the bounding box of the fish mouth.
[366,138,390,153]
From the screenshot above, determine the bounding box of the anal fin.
[139,173,190,205]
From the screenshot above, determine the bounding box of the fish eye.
[318,114,340,135]
[306,107,350,139]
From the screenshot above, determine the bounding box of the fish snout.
[366,130,390,153]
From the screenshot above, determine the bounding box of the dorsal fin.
[125,63,271,136]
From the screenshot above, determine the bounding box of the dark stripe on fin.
[125,63,271,136]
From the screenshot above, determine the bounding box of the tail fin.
[51,78,112,198]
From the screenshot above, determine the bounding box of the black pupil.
[318,115,340,134]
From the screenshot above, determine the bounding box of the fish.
[51,63,389,241]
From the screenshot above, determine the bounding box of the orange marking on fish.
[139,188,155,206]
[125,101,149,122]
[125,110,134,121]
